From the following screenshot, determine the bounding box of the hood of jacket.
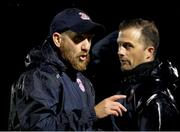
[24,39,67,72]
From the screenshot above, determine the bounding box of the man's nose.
[81,39,91,51]
[118,46,126,56]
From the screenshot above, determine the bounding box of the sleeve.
[91,30,119,65]
[10,69,68,130]
[138,97,179,131]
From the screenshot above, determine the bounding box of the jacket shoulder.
[12,65,63,106]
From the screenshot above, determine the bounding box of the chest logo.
[76,78,85,92]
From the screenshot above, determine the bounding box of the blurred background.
[3,0,180,130]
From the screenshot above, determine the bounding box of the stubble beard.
[60,45,90,71]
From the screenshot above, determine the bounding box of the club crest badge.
[76,78,85,92]
[79,12,90,20]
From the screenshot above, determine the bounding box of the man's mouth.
[79,55,87,61]
[120,59,129,65]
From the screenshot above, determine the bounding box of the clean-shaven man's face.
[117,28,153,71]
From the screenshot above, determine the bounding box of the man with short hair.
[8,8,127,131]
[112,18,179,130]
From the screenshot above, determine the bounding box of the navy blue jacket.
[8,40,96,130]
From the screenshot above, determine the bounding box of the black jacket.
[112,60,179,131]
[8,40,96,130]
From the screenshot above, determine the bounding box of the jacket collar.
[25,39,67,72]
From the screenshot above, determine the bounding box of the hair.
[118,18,159,57]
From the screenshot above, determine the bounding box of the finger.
[108,95,127,101]
[113,102,127,112]
[109,109,119,116]
[111,105,122,116]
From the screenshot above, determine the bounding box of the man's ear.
[52,32,62,48]
[145,46,155,60]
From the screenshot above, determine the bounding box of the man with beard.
[8,8,127,131]
[112,18,179,130]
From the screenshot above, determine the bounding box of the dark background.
[3,0,180,130]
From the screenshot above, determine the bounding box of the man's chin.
[73,63,87,71]
[121,67,131,72]
[74,66,87,71]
